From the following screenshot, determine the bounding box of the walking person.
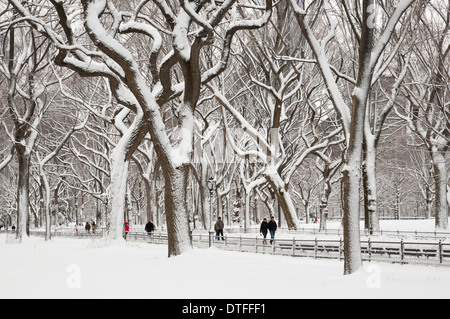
[92,222,97,233]
[85,221,91,234]
[268,216,277,244]
[124,222,130,240]
[214,217,225,240]
[260,218,269,245]
[145,221,155,241]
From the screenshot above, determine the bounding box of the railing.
[203,235,450,266]
[6,225,449,241]
[224,227,450,240]
[28,229,106,238]
[5,229,450,267]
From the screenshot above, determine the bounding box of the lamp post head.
[207,177,216,194]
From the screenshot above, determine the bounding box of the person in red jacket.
[124,222,130,239]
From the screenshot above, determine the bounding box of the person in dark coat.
[85,222,91,233]
[214,217,225,240]
[260,218,269,245]
[145,221,155,240]
[268,216,277,244]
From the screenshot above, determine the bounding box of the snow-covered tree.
[36,112,87,240]
[209,2,342,230]
[0,20,54,240]
[8,0,273,255]
[396,0,450,229]
[289,0,420,274]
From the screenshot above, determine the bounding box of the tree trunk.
[363,138,380,233]
[199,162,210,229]
[342,153,363,275]
[253,189,259,224]
[16,148,30,240]
[107,151,131,241]
[216,189,224,220]
[432,150,449,229]
[447,186,450,214]
[143,176,154,224]
[162,165,193,256]
[426,186,433,220]
[266,173,299,230]
[40,172,52,241]
[244,188,252,231]
[39,185,45,228]
[107,112,147,241]
[319,180,331,232]
[319,205,328,231]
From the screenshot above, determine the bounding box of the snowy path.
[2,235,450,299]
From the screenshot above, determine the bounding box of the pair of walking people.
[260,216,277,245]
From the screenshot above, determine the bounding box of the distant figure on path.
[124,222,130,239]
[268,216,277,244]
[85,222,91,233]
[145,221,155,240]
[214,217,225,240]
[260,218,269,245]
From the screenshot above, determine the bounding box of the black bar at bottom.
[153,299,313,318]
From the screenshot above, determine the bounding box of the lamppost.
[101,193,108,235]
[207,177,216,247]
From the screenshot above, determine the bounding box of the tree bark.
[432,150,449,229]
[319,180,331,232]
[363,138,380,233]
[266,174,299,230]
[161,165,193,256]
[16,148,31,240]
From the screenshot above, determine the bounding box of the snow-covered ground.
[1,228,450,299]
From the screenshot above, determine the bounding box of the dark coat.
[268,220,277,231]
[260,221,269,233]
[215,220,224,231]
[145,222,155,233]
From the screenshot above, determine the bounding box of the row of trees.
[0,0,448,274]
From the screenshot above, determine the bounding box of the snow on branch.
[180,0,214,34]
[0,149,15,172]
[370,0,418,75]
[210,85,272,153]
[288,0,351,140]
